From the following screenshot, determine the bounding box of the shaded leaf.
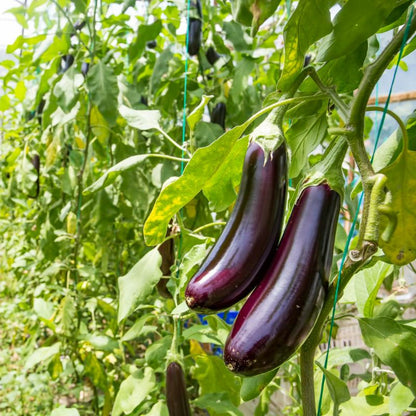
[379,147,416,265]
[317,0,401,62]
[286,112,328,178]
[278,0,332,90]
[359,317,416,395]
[128,20,162,61]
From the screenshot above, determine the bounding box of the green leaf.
[316,362,350,411]
[73,0,87,13]
[87,60,119,125]
[143,123,249,246]
[203,136,248,212]
[82,333,119,352]
[144,336,172,369]
[251,0,282,36]
[143,401,169,416]
[223,21,250,52]
[122,314,155,341]
[193,392,243,416]
[359,317,416,395]
[83,352,107,390]
[240,368,278,402]
[53,67,83,112]
[187,95,213,131]
[278,0,332,90]
[191,354,241,407]
[317,0,400,62]
[117,248,163,322]
[379,147,416,265]
[128,20,163,62]
[343,261,393,317]
[51,407,80,416]
[182,325,223,345]
[60,294,76,336]
[25,342,61,370]
[339,395,389,416]
[286,112,328,178]
[150,48,173,95]
[84,154,149,194]
[112,368,156,416]
[119,105,162,130]
[33,297,54,320]
[389,382,414,416]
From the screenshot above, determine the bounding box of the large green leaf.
[203,136,248,212]
[86,60,119,125]
[143,123,249,245]
[117,248,162,322]
[286,112,328,178]
[191,354,241,407]
[278,0,332,90]
[50,408,80,416]
[359,317,416,395]
[112,368,155,416]
[317,0,403,62]
[379,147,416,265]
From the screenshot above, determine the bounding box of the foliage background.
[1,0,416,415]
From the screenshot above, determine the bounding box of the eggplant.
[146,40,157,49]
[188,18,202,56]
[81,62,90,77]
[210,102,226,130]
[59,55,74,74]
[206,46,221,65]
[185,141,287,312]
[224,183,340,376]
[166,362,191,416]
[157,232,175,299]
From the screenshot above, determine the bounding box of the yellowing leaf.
[90,106,109,144]
[15,80,26,101]
[379,148,416,265]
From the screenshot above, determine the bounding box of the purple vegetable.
[185,141,287,312]
[166,362,191,416]
[224,183,340,376]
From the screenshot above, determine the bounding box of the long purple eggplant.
[185,141,287,312]
[224,183,340,376]
[166,362,191,416]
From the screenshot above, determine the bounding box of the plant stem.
[366,106,409,149]
[308,69,349,122]
[300,345,317,416]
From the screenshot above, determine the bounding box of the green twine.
[316,8,414,415]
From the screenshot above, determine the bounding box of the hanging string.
[317,8,414,415]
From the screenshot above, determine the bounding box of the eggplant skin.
[210,103,226,129]
[188,18,202,56]
[224,184,340,376]
[166,362,192,416]
[185,141,287,312]
[157,236,175,299]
